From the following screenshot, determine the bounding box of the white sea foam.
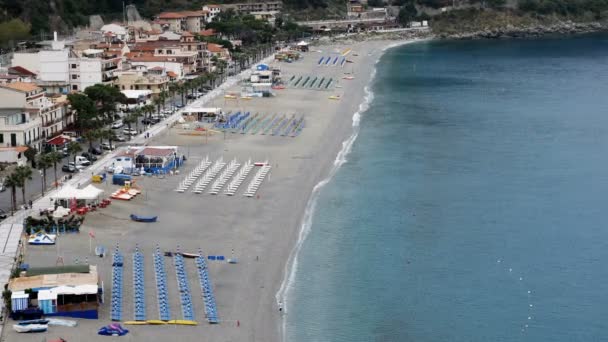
[277,39,422,342]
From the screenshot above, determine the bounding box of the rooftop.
[158,12,187,19]
[1,82,41,93]
[140,147,176,157]
[0,146,29,153]
[9,265,98,291]
[8,66,37,77]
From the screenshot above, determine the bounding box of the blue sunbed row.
[174,251,195,321]
[133,247,146,321]
[111,247,124,321]
[154,247,171,321]
[195,252,219,323]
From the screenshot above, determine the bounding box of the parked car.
[162,109,173,115]
[81,152,97,162]
[62,164,77,173]
[74,156,90,166]
[0,181,5,192]
[186,94,196,100]
[62,147,69,157]
[111,121,124,129]
[68,162,84,170]
[142,117,160,125]
[175,104,185,108]
[123,128,138,136]
[88,146,102,155]
[101,142,113,150]
[0,209,7,219]
[114,135,127,142]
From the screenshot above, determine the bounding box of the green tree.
[84,84,127,123]
[0,19,30,48]
[23,145,38,168]
[398,3,418,26]
[14,165,32,206]
[83,129,99,150]
[66,141,82,166]
[68,93,98,131]
[36,153,52,196]
[47,151,62,189]
[4,173,19,213]
[123,114,137,140]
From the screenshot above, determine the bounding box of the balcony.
[42,117,63,128]
[103,65,118,72]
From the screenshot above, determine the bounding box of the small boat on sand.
[130,214,157,222]
[13,324,48,333]
[28,233,56,245]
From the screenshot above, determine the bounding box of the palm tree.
[105,129,117,150]
[83,129,99,150]
[153,96,163,116]
[14,165,32,206]
[47,151,62,188]
[131,108,143,131]
[178,83,187,105]
[66,141,82,166]
[168,82,180,108]
[143,104,155,121]
[4,173,18,213]
[123,114,137,140]
[158,90,168,111]
[36,153,53,196]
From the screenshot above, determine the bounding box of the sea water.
[285,35,608,342]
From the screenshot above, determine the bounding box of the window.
[71,64,77,69]
[10,134,16,147]
[147,85,151,90]
[72,85,78,90]
[71,74,78,80]
[0,134,4,144]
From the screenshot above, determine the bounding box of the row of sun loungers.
[244,163,271,197]
[193,158,226,194]
[111,247,124,321]
[133,247,146,321]
[317,56,346,66]
[154,246,171,321]
[225,160,254,196]
[209,159,241,195]
[176,157,211,192]
[174,250,195,321]
[195,252,219,323]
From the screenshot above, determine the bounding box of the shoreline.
[276,38,426,342]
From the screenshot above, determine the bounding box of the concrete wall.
[11,53,40,74]
[40,49,70,83]
[0,89,26,108]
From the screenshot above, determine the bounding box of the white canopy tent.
[52,185,104,201]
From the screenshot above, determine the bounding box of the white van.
[74,156,90,167]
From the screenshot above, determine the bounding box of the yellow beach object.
[124,321,148,325]
[341,48,352,56]
[224,94,237,99]
[241,96,253,100]
[167,320,198,325]
[146,320,169,325]
[328,95,341,100]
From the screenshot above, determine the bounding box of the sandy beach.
[6,38,409,342]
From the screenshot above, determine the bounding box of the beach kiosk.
[296,40,309,52]
[9,265,102,319]
[184,106,222,122]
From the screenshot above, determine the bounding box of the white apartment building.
[202,5,221,22]
[68,49,121,92]
[0,83,46,149]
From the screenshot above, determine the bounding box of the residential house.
[0,146,28,166]
[180,32,208,72]
[221,1,282,14]
[202,5,221,22]
[114,68,169,97]
[157,12,187,33]
[101,23,129,41]
[0,83,46,149]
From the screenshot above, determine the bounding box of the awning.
[46,135,71,146]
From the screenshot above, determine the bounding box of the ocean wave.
[277,61,377,342]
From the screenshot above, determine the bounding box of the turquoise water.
[286,35,608,342]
